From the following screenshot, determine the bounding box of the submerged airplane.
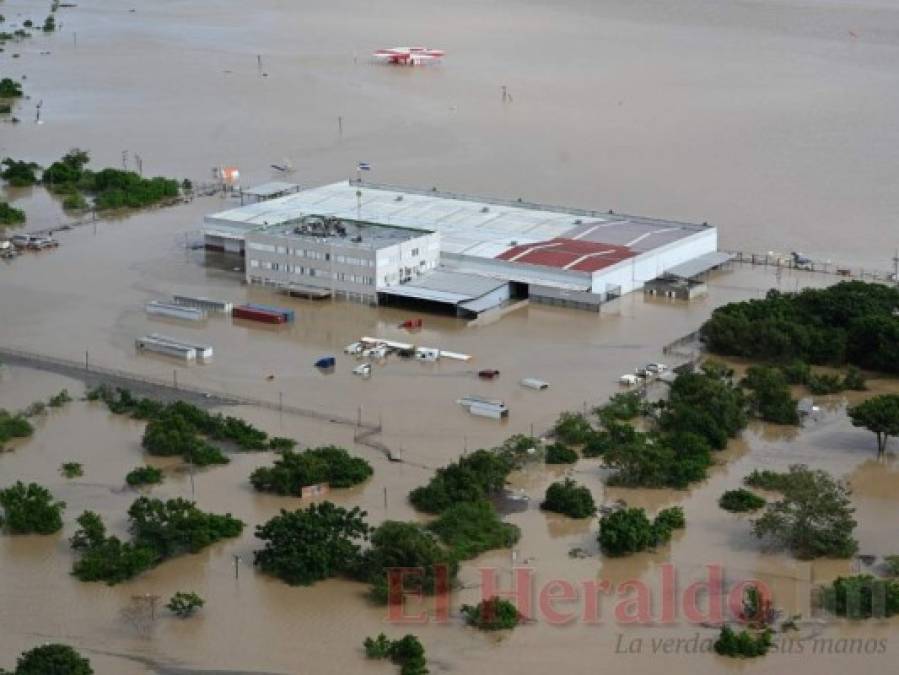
[372,47,445,65]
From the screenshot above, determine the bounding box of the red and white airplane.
[372,47,445,65]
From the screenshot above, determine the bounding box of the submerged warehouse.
[202,181,729,316]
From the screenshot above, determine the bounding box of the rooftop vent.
[608,210,615,215]
[516,197,523,203]
[573,218,582,225]
[395,195,404,201]
[481,206,489,213]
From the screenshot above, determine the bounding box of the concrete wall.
[590,228,718,296]
[375,232,441,288]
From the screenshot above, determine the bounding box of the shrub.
[545,442,577,464]
[250,446,373,495]
[807,373,844,395]
[254,502,369,586]
[10,643,93,675]
[604,431,712,489]
[819,575,899,618]
[0,201,25,225]
[552,412,594,445]
[125,465,164,486]
[71,499,243,584]
[0,77,23,97]
[409,449,513,514]
[363,633,428,675]
[598,506,684,556]
[743,469,792,491]
[779,360,811,385]
[0,410,33,444]
[0,481,65,534]
[461,596,521,631]
[540,478,596,518]
[426,500,519,560]
[752,465,857,559]
[47,389,72,407]
[595,392,643,424]
[62,192,88,211]
[713,625,773,658]
[742,365,799,425]
[60,462,83,478]
[886,555,899,577]
[719,489,766,512]
[1,158,40,186]
[360,520,458,603]
[843,366,867,391]
[167,591,204,618]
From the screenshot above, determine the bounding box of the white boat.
[343,342,363,355]
[619,374,639,386]
[145,301,207,321]
[457,395,508,419]
[353,363,372,378]
[520,378,549,390]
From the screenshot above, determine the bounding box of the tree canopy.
[752,465,857,559]
[254,502,370,586]
[847,394,899,457]
[250,446,373,494]
[0,481,65,534]
[598,506,685,557]
[363,633,428,675]
[741,365,799,425]
[540,478,596,518]
[426,499,519,559]
[409,449,514,514]
[5,644,93,675]
[701,282,899,373]
[0,410,33,445]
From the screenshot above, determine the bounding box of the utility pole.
[135,154,143,176]
[121,150,128,170]
[84,350,89,371]
[338,116,343,134]
[233,554,241,579]
[893,249,899,287]
[383,486,388,511]
[173,369,178,389]
[73,31,77,48]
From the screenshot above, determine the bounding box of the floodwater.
[1,0,899,673]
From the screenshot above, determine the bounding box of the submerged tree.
[0,481,65,534]
[752,465,857,559]
[847,394,899,457]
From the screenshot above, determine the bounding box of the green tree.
[742,365,799,425]
[0,410,33,444]
[426,500,519,559]
[713,625,773,658]
[461,596,521,631]
[167,591,204,618]
[545,442,578,464]
[363,633,428,675]
[254,502,369,586]
[70,511,157,585]
[250,446,373,494]
[1,158,40,186]
[360,520,458,603]
[125,465,164,486]
[820,575,899,619]
[598,507,684,556]
[0,202,25,225]
[0,481,65,534]
[409,449,513,513]
[127,497,243,557]
[719,489,766,512]
[540,478,596,518]
[752,465,857,559]
[552,411,595,445]
[0,78,23,98]
[847,394,899,457]
[11,644,93,675]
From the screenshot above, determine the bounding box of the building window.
[249,259,260,268]
[248,242,275,253]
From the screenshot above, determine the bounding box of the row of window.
[246,241,376,267]
[248,259,374,285]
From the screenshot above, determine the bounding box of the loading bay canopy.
[663,251,733,280]
[377,270,509,316]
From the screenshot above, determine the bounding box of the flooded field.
[2,0,899,673]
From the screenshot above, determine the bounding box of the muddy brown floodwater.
[1,0,898,673]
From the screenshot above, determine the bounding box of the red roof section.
[495,238,635,272]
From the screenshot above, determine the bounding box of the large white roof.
[205,181,711,261]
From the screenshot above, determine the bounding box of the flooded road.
[1,0,898,673]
